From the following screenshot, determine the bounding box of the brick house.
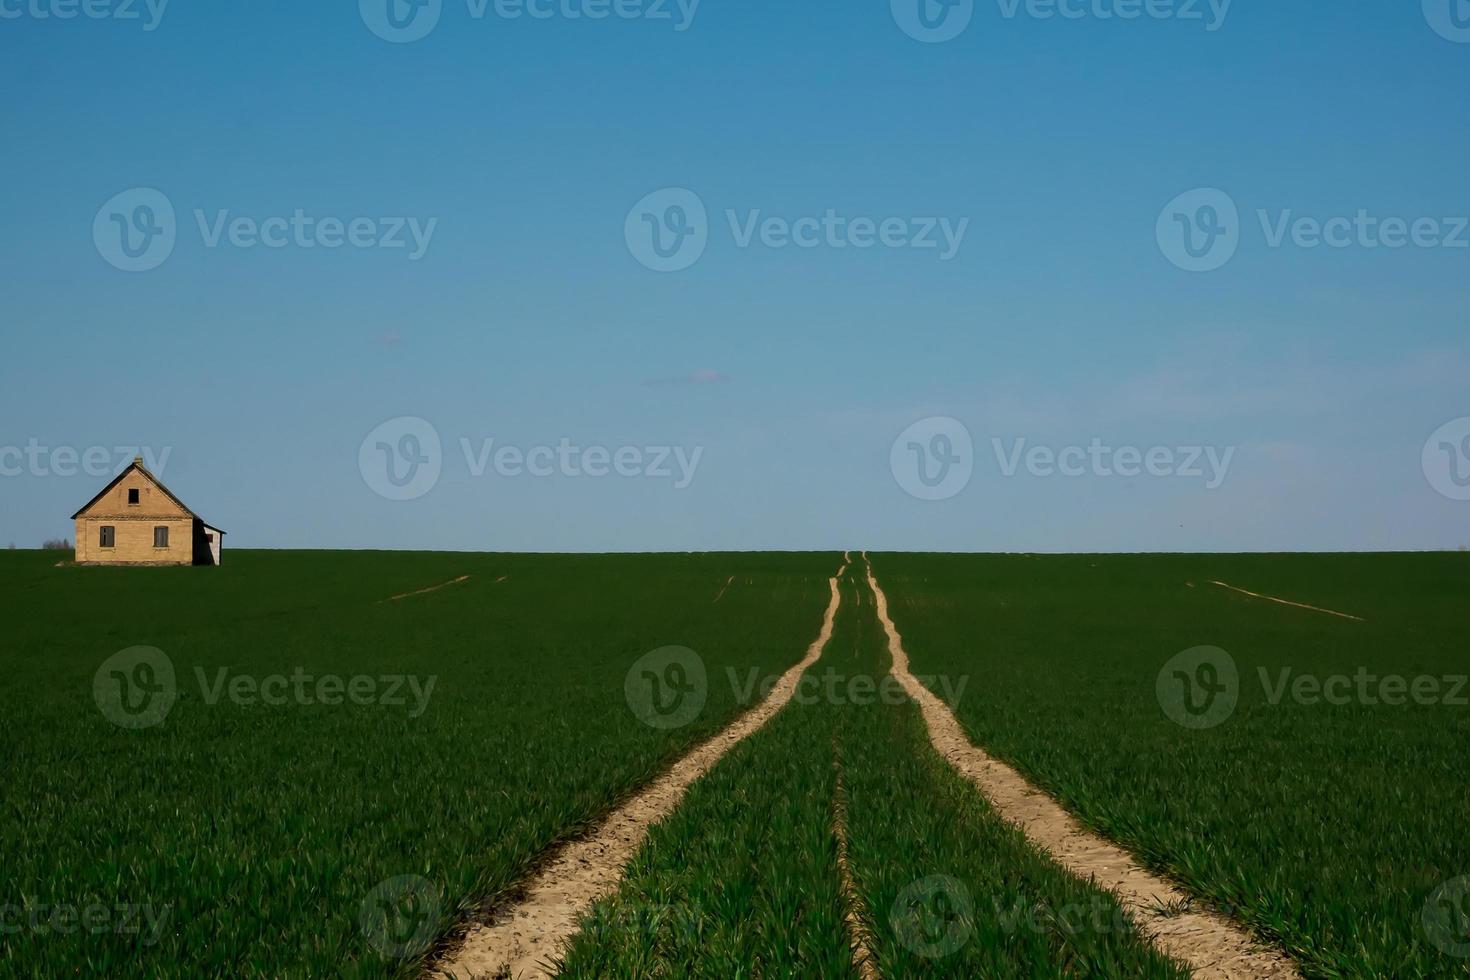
[72,458,225,566]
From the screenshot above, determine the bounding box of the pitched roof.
[71,459,224,534]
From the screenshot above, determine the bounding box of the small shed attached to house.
[72,458,225,566]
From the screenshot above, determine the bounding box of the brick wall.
[76,516,194,564]
[74,467,195,565]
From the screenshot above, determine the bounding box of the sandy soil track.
[864,556,1300,980]
[1209,580,1364,621]
[429,558,849,979]
[383,575,471,602]
[831,749,881,980]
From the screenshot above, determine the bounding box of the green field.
[0,550,837,977]
[560,560,1183,978]
[4,549,1467,977]
[876,551,1470,978]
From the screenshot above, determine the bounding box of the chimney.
[133,456,144,468]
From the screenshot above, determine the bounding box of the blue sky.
[2,0,1468,552]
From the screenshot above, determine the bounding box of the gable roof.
[71,459,224,533]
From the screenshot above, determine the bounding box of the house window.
[128,488,140,505]
[99,526,115,548]
[153,527,169,548]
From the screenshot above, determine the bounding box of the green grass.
[561,557,1187,977]
[874,552,1470,978]
[9,548,1463,977]
[556,570,857,979]
[0,549,839,978]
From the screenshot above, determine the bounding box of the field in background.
[877,552,1470,977]
[0,550,838,978]
[3,550,1467,977]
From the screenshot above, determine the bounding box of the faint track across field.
[382,575,471,602]
[1209,580,1364,621]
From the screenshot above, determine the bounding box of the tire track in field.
[430,558,851,980]
[863,556,1301,980]
[382,575,471,602]
[831,741,881,980]
[1208,580,1364,622]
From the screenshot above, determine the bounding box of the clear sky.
[3,0,1468,552]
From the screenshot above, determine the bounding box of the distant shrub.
[41,539,72,551]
